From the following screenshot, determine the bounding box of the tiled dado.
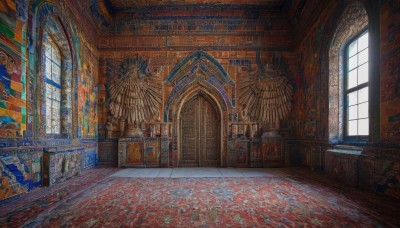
[0,139,99,202]
[227,135,285,168]
[0,138,72,148]
[287,140,400,201]
[117,137,169,168]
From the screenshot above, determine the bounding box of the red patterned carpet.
[2,168,400,227]
[18,175,397,227]
[0,168,119,227]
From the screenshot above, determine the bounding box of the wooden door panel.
[180,95,220,167]
[202,97,219,165]
[181,99,198,164]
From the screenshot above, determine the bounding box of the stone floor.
[111,167,290,178]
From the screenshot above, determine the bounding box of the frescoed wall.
[0,150,42,200]
[0,0,99,202]
[0,0,26,138]
[0,0,399,202]
[289,0,400,200]
[95,3,300,168]
[380,0,400,141]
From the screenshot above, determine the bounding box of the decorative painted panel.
[0,151,42,201]
[126,143,143,165]
[144,141,159,166]
[118,138,160,167]
[0,48,25,137]
[262,135,284,167]
[84,147,98,169]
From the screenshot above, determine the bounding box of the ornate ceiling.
[105,0,287,10]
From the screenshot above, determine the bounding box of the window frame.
[43,33,62,137]
[343,28,369,142]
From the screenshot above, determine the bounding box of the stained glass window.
[44,33,61,135]
[345,31,369,137]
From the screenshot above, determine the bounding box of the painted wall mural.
[0,48,24,137]
[0,0,99,202]
[381,0,400,141]
[0,151,42,201]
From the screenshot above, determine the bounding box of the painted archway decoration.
[164,50,234,122]
[165,50,234,86]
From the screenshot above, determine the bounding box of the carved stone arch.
[328,1,368,142]
[31,2,78,138]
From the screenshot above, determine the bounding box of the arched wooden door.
[180,94,221,167]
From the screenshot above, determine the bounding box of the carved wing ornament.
[238,63,293,124]
[108,57,162,125]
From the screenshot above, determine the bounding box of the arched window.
[328,1,369,143]
[43,33,62,135]
[38,16,73,138]
[344,30,369,139]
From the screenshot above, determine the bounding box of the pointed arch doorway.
[179,91,221,167]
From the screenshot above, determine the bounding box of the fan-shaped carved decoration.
[238,62,292,126]
[108,57,162,136]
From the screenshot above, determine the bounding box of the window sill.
[326,148,363,156]
[327,144,365,156]
[331,140,368,147]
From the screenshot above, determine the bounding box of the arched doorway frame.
[177,86,224,167]
[164,51,234,167]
